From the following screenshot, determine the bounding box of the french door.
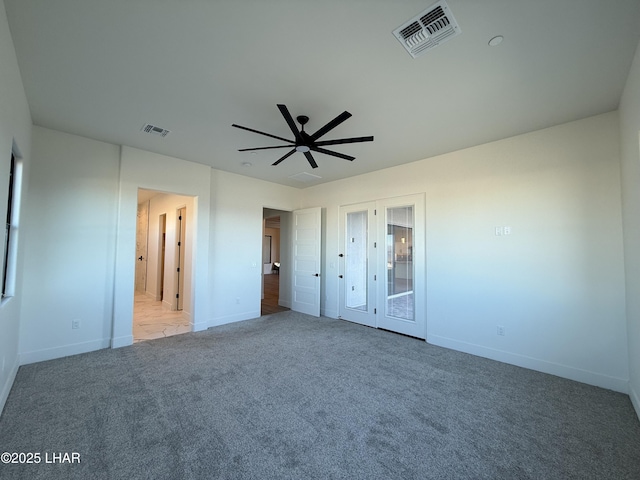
[338,194,425,339]
[338,203,377,327]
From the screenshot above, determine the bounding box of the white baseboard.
[630,382,640,422]
[112,334,133,348]
[0,356,19,416]
[192,318,208,332]
[20,338,111,365]
[321,308,338,319]
[208,310,261,328]
[427,334,629,393]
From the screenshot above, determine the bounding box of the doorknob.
[338,275,343,278]
[138,256,143,261]
[313,273,320,277]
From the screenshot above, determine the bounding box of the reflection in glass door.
[386,206,414,321]
[346,210,368,311]
[377,194,425,338]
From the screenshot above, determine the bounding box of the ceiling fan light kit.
[232,104,374,169]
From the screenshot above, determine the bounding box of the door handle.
[138,256,143,261]
[313,273,320,277]
[338,275,343,278]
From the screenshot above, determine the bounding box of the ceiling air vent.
[392,0,461,58]
[141,123,170,137]
[288,172,322,183]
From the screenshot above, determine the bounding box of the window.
[2,153,18,298]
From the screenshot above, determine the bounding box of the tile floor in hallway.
[133,292,191,343]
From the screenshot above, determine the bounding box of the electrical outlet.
[504,226,511,235]
[72,319,80,329]
[495,226,503,236]
[497,325,505,336]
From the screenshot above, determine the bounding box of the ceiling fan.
[232,104,374,169]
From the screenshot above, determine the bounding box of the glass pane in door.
[345,210,368,311]
[386,206,414,320]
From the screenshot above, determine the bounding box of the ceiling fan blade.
[238,145,293,152]
[310,111,352,141]
[304,151,319,169]
[272,148,296,166]
[314,135,374,147]
[232,124,294,144]
[277,104,303,142]
[310,146,355,161]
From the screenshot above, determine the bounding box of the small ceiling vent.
[141,123,170,137]
[393,0,461,58]
[288,172,322,183]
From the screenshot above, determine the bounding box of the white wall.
[619,39,640,419]
[302,112,628,392]
[20,127,119,364]
[113,147,211,347]
[145,193,195,316]
[209,170,299,325]
[0,0,32,412]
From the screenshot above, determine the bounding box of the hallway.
[261,273,289,316]
[133,293,191,342]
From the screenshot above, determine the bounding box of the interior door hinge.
[176,293,179,299]
[374,242,376,248]
[177,241,181,246]
[177,267,180,272]
[374,308,377,314]
[374,274,376,281]
[374,209,377,215]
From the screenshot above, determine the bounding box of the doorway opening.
[133,189,194,342]
[262,208,291,315]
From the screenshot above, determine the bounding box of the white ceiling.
[5,0,640,188]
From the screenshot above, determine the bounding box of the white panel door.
[292,207,321,317]
[377,194,426,339]
[135,201,149,293]
[338,202,377,327]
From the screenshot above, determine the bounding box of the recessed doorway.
[133,189,194,342]
[261,208,291,315]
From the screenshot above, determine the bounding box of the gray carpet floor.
[1,311,639,479]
